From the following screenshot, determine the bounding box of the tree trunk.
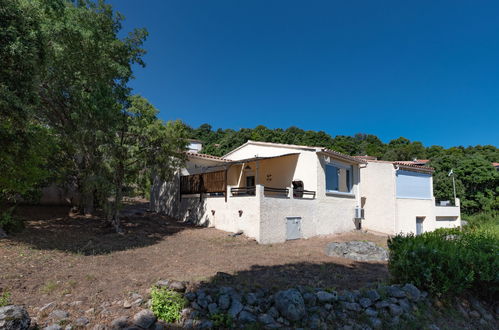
[82,190,94,215]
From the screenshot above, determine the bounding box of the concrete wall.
[359,161,462,235]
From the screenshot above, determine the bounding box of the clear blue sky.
[108,0,499,148]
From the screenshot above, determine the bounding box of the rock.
[110,316,129,329]
[339,292,355,302]
[228,299,243,318]
[68,301,83,307]
[428,324,440,330]
[238,311,257,323]
[388,304,403,317]
[302,292,317,306]
[359,298,372,308]
[325,241,388,261]
[469,310,480,319]
[0,305,31,330]
[274,289,306,321]
[84,308,95,315]
[132,309,156,329]
[469,298,493,321]
[343,302,362,312]
[398,298,411,313]
[75,317,90,326]
[375,300,390,309]
[39,302,56,313]
[324,303,332,310]
[268,306,279,319]
[307,313,321,328]
[198,320,214,328]
[366,290,380,302]
[152,321,168,330]
[168,281,186,293]
[386,286,406,298]
[207,303,218,315]
[316,291,337,303]
[155,280,170,288]
[258,313,275,325]
[369,317,382,328]
[44,325,62,330]
[364,308,378,317]
[184,292,196,301]
[123,301,132,309]
[49,310,69,320]
[218,294,230,310]
[402,284,421,301]
[245,293,258,305]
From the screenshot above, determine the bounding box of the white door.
[286,217,302,240]
[416,217,424,235]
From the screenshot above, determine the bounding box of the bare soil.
[0,204,389,327]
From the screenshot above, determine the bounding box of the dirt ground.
[0,204,389,327]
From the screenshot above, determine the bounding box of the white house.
[151,140,366,243]
[358,157,461,235]
[151,141,461,243]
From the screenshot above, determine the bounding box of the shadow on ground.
[7,204,200,255]
[197,261,389,292]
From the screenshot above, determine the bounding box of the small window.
[246,176,255,187]
[326,163,353,193]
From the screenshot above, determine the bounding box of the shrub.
[388,227,498,300]
[150,287,187,323]
[0,207,24,234]
[0,291,11,307]
[210,313,233,328]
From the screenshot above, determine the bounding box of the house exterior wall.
[359,161,461,235]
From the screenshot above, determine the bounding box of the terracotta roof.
[493,162,499,167]
[319,148,367,164]
[185,152,230,162]
[362,159,434,173]
[354,155,378,160]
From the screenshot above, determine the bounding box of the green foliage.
[210,313,233,328]
[150,287,187,323]
[463,212,499,235]
[0,291,11,307]
[0,207,24,234]
[388,227,498,300]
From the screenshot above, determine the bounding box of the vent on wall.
[354,206,365,219]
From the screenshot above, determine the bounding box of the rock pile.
[181,283,426,329]
[325,241,389,261]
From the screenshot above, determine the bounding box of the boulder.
[402,284,421,301]
[386,286,406,298]
[227,299,243,318]
[316,291,337,303]
[238,311,257,323]
[0,305,31,330]
[218,294,230,310]
[132,309,156,329]
[325,241,388,261]
[274,289,306,321]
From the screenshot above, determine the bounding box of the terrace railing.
[263,186,289,197]
[230,186,256,196]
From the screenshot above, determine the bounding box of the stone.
[325,241,388,261]
[168,281,186,293]
[132,309,156,329]
[374,300,390,309]
[302,292,317,306]
[469,310,480,319]
[75,317,90,326]
[44,325,62,330]
[184,292,196,301]
[339,292,355,302]
[469,298,493,321]
[238,311,257,323]
[307,313,321,328]
[228,299,243,318]
[198,320,214,328]
[268,306,279,319]
[401,284,421,301]
[123,301,132,309]
[369,317,382,328]
[316,291,337,303]
[84,308,95,315]
[386,286,406,298]
[0,228,7,238]
[207,303,218,315]
[49,310,69,320]
[343,302,362,312]
[258,313,275,325]
[365,290,381,302]
[68,301,83,307]
[388,304,403,317]
[39,302,56,313]
[218,294,231,310]
[274,289,306,321]
[324,304,332,310]
[364,308,378,317]
[398,298,411,313]
[0,305,31,330]
[245,293,258,305]
[428,325,440,330]
[359,298,372,308]
[110,316,129,329]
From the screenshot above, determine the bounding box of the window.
[396,170,432,199]
[246,176,255,187]
[325,163,353,193]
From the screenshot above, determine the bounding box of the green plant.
[150,287,187,323]
[0,291,11,307]
[388,227,498,300]
[40,281,58,294]
[210,313,233,328]
[0,207,24,234]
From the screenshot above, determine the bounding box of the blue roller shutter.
[396,170,432,199]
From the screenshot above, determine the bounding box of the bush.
[463,211,499,234]
[0,207,24,234]
[0,291,11,307]
[210,313,233,328]
[150,287,187,323]
[388,227,498,300]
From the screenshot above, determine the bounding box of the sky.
[107,0,499,148]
